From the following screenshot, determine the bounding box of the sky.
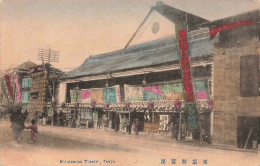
[0,0,260,73]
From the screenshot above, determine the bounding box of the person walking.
[26,119,38,143]
[121,115,127,134]
[114,113,120,132]
[134,119,139,135]
[42,113,47,126]
[127,119,131,135]
[173,123,179,141]
[0,108,3,124]
[10,106,28,143]
[169,122,174,139]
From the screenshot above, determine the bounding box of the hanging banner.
[162,93,183,100]
[14,73,21,102]
[103,88,116,103]
[22,78,31,88]
[124,84,143,101]
[70,89,81,103]
[160,82,183,94]
[1,78,9,104]
[143,91,162,101]
[194,80,208,92]
[210,20,256,39]
[196,91,207,100]
[143,85,162,95]
[93,111,98,121]
[90,88,103,103]
[4,74,14,99]
[81,89,91,103]
[114,85,121,103]
[178,30,195,103]
[188,115,197,129]
[21,91,30,104]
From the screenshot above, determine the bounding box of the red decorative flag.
[178,30,195,103]
[210,20,256,39]
[4,74,14,99]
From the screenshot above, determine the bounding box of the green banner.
[160,82,183,94]
[70,89,81,103]
[93,111,98,121]
[194,80,208,92]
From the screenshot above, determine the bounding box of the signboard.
[159,115,169,130]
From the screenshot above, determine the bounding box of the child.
[26,119,38,143]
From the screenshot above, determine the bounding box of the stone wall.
[213,35,260,146]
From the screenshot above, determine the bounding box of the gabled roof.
[30,63,64,77]
[14,61,37,71]
[61,34,215,80]
[154,1,208,29]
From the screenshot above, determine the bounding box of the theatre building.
[57,2,260,148]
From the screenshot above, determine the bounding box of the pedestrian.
[39,113,43,125]
[169,122,174,139]
[127,119,131,135]
[42,113,47,126]
[104,116,109,131]
[114,113,120,132]
[173,123,179,141]
[121,115,127,134]
[0,108,3,124]
[26,119,38,143]
[10,106,27,143]
[134,119,139,135]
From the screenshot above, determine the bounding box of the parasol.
[6,103,23,114]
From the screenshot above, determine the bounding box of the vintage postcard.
[0,0,260,166]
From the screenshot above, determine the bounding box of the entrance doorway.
[237,116,260,149]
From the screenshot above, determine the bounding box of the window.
[240,55,259,97]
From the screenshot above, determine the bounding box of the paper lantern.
[104,103,109,110]
[125,102,130,109]
[148,101,154,110]
[91,100,96,107]
[74,102,79,109]
[208,99,213,109]
[175,99,181,109]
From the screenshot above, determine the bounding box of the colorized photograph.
[0,0,260,166]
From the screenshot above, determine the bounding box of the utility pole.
[37,48,59,64]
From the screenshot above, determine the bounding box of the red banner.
[4,74,14,99]
[210,20,256,39]
[178,30,195,103]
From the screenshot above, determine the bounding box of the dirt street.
[0,121,259,166]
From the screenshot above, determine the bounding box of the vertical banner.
[124,85,143,101]
[14,73,21,102]
[114,85,121,103]
[90,88,103,103]
[178,29,197,129]
[178,30,195,102]
[70,89,81,103]
[160,82,184,100]
[4,74,14,99]
[143,85,162,101]
[102,88,116,103]
[81,89,91,103]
